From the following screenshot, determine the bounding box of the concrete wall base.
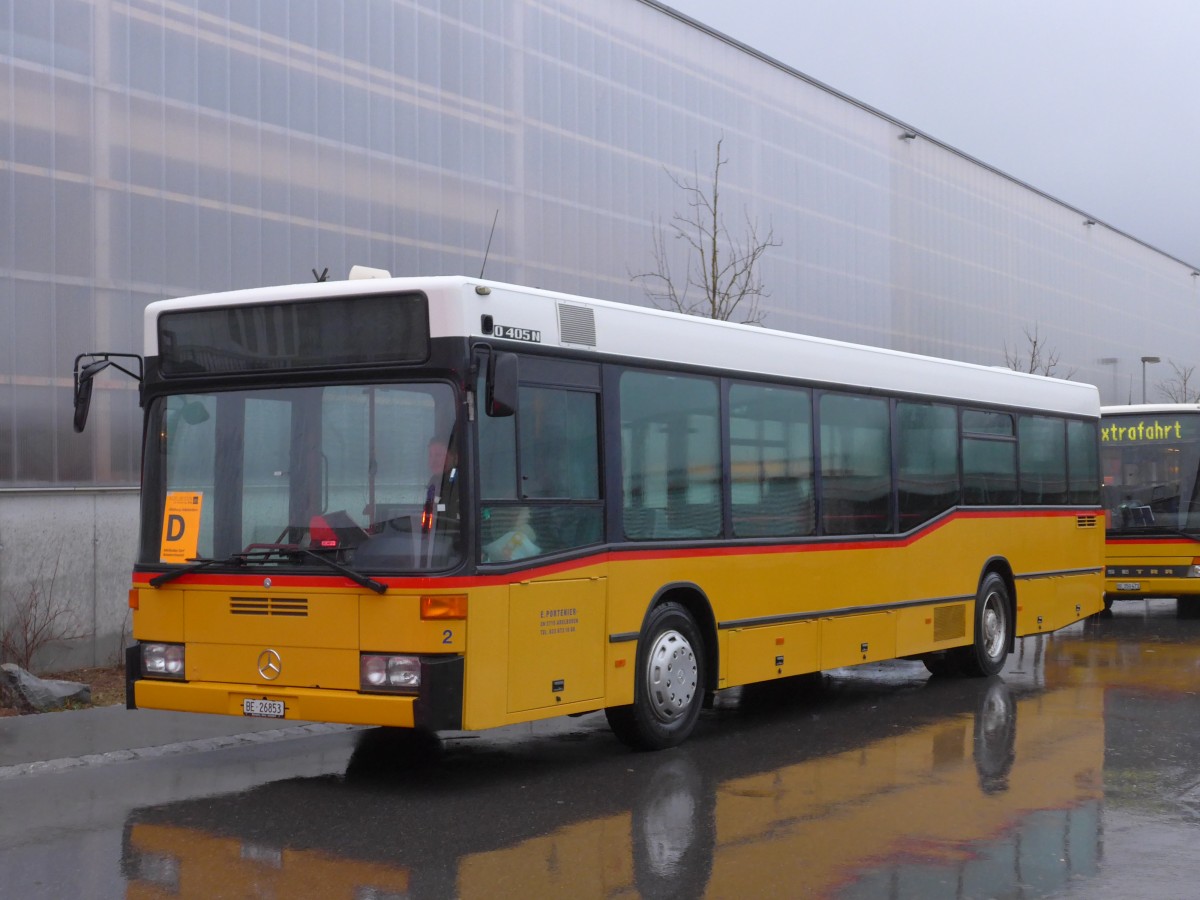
[0,489,138,674]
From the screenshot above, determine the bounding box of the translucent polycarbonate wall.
[2,0,1198,487]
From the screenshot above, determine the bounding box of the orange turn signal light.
[128,588,140,610]
[421,594,468,620]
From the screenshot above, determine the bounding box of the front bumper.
[132,678,420,727]
[127,652,464,731]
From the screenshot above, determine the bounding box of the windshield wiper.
[238,545,388,594]
[149,555,246,588]
[294,547,387,594]
[148,547,387,594]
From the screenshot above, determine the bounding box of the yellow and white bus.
[76,272,1104,749]
[1100,404,1200,612]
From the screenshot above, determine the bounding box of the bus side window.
[962,410,1017,506]
[1019,415,1067,505]
[896,401,958,531]
[620,371,721,540]
[1067,419,1100,505]
[519,386,600,501]
[729,382,815,538]
[477,373,519,501]
[479,378,603,561]
[819,393,892,535]
[962,440,1018,505]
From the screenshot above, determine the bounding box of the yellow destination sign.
[1101,419,1183,442]
[160,491,204,563]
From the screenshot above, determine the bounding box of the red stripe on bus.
[1106,538,1197,547]
[131,508,1092,591]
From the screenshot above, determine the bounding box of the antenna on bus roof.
[479,209,499,279]
[313,267,329,282]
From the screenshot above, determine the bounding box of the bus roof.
[1102,403,1200,416]
[144,274,1099,418]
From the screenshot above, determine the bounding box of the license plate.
[243,698,285,718]
[1115,582,1141,591]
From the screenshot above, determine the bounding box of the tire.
[921,651,962,678]
[606,602,706,751]
[631,755,715,897]
[973,680,1016,794]
[957,572,1012,677]
[1177,598,1200,619]
[344,727,442,782]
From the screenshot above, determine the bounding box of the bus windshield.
[1101,413,1200,534]
[140,382,463,573]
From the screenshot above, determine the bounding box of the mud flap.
[125,644,142,710]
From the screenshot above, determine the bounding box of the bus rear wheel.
[921,652,962,677]
[923,573,1011,678]
[606,602,705,751]
[958,572,1011,677]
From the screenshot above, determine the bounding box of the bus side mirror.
[73,359,112,433]
[72,352,144,433]
[486,352,518,417]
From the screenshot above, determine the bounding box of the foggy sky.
[663,0,1200,266]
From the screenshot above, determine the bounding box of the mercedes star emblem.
[257,648,282,681]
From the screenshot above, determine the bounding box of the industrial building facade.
[2,0,1198,665]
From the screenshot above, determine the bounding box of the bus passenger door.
[507,577,607,713]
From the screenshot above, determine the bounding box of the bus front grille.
[229,597,309,617]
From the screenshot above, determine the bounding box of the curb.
[0,721,362,780]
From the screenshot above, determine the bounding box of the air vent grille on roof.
[558,304,596,346]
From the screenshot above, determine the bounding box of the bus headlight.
[126,848,181,892]
[142,642,186,679]
[361,654,421,692]
[1189,559,1200,578]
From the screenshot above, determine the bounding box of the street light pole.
[1141,356,1161,403]
[1098,357,1118,405]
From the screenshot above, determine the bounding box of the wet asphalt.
[3,599,1200,898]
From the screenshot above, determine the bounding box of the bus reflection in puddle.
[1045,603,1200,828]
[122,676,1104,899]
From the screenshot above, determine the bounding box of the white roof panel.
[145,275,1100,418]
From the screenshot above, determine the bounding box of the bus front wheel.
[606,602,705,751]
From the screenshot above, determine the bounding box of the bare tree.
[1003,325,1076,379]
[1,552,90,673]
[1156,359,1200,402]
[632,138,781,323]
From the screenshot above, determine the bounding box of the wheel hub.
[981,591,1006,660]
[646,629,698,722]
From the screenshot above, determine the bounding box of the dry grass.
[53,666,126,707]
[0,665,125,716]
